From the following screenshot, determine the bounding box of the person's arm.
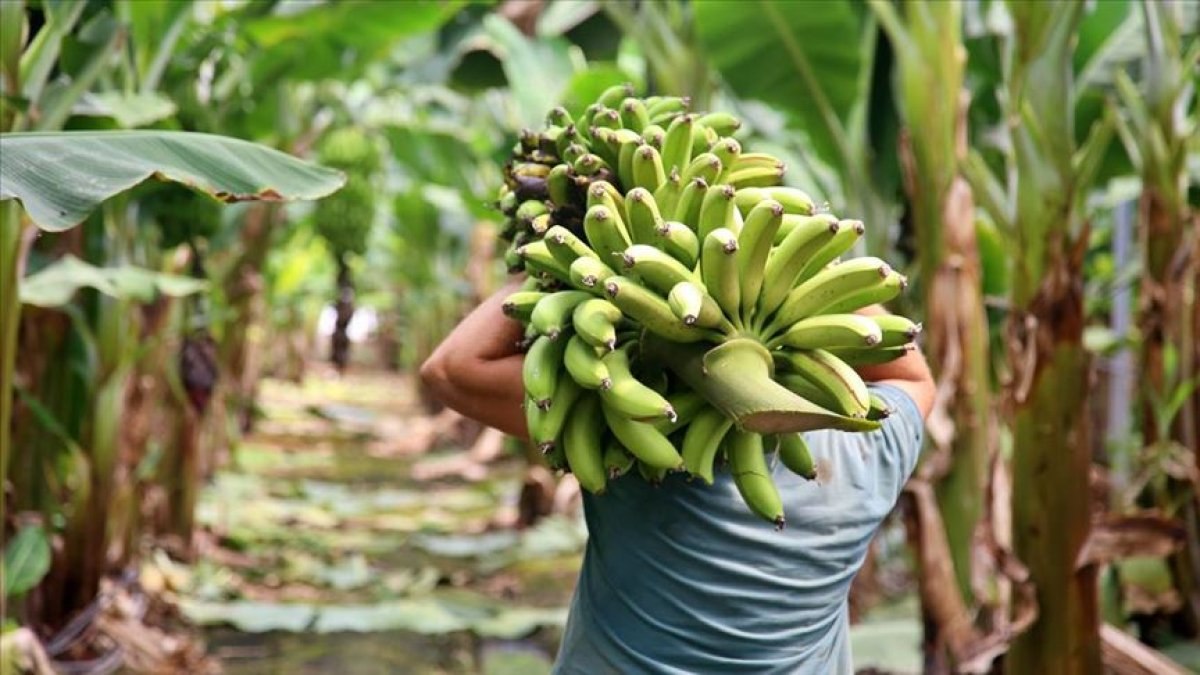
[420,279,530,438]
[852,304,935,419]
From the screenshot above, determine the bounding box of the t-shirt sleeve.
[863,382,925,502]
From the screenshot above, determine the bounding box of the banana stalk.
[646,336,879,434]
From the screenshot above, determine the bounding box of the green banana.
[621,244,699,295]
[603,440,636,479]
[562,393,608,494]
[728,429,785,528]
[625,188,664,245]
[568,256,615,292]
[697,184,739,240]
[710,138,742,181]
[583,204,633,263]
[681,407,734,484]
[681,153,722,185]
[827,343,916,367]
[647,96,690,122]
[762,187,816,215]
[868,392,892,421]
[529,376,582,451]
[631,144,667,191]
[696,111,741,137]
[546,105,573,128]
[545,225,599,268]
[604,276,708,343]
[774,314,885,350]
[668,281,727,330]
[546,164,573,207]
[774,348,870,417]
[573,152,610,177]
[600,347,677,422]
[667,390,708,426]
[777,433,816,480]
[642,124,667,150]
[756,216,842,319]
[673,177,709,225]
[769,257,894,330]
[736,199,785,318]
[515,199,549,225]
[652,172,683,220]
[617,134,641,187]
[530,290,591,339]
[661,114,695,175]
[602,401,684,470]
[523,334,569,410]
[726,165,785,189]
[597,83,634,109]
[700,228,741,323]
[776,372,849,416]
[502,291,547,321]
[872,315,922,347]
[519,241,572,283]
[817,271,908,315]
[691,124,719,156]
[564,334,612,390]
[573,298,623,351]
[794,219,866,284]
[590,107,622,132]
[586,180,625,216]
[774,212,838,244]
[654,220,700,269]
[619,97,650,132]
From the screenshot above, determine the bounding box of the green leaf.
[694,0,865,169]
[559,65,633,117]
[20,255,207,307]
[0,131,344,231]
[244,0,465,83]
[483,14,576,129]
[73,91,177,128]
[1,524,51,597]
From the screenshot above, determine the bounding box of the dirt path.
[170,368,582,674]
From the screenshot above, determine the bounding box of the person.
[421,278,935,674]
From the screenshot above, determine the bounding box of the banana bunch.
[498,87,921,528]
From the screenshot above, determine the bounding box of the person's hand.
[853,304,935,419]
[420,279,530,438]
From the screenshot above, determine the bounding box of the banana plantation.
[0,1,1198,673]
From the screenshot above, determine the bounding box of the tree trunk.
[218,204,278,435]
[331,254,355,372]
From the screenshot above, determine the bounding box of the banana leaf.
[0,130,344,231]
[19,255,207,308]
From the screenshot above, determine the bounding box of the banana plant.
[692,0,901,256]
[869,1,994,668]
[1111,0,1200,634]
[0,131,342,627]
[962,2,1114,671]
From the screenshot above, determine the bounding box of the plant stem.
[1,201,25,492]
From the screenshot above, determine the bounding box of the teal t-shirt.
[553,384,923,674]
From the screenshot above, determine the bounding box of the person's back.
[555,384,923,674]
[420,282,934,673]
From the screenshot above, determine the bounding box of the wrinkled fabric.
[554,384,923,674]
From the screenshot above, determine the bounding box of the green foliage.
[19,254,207,307]
[0,131,345,231]
[1,523,51,597]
